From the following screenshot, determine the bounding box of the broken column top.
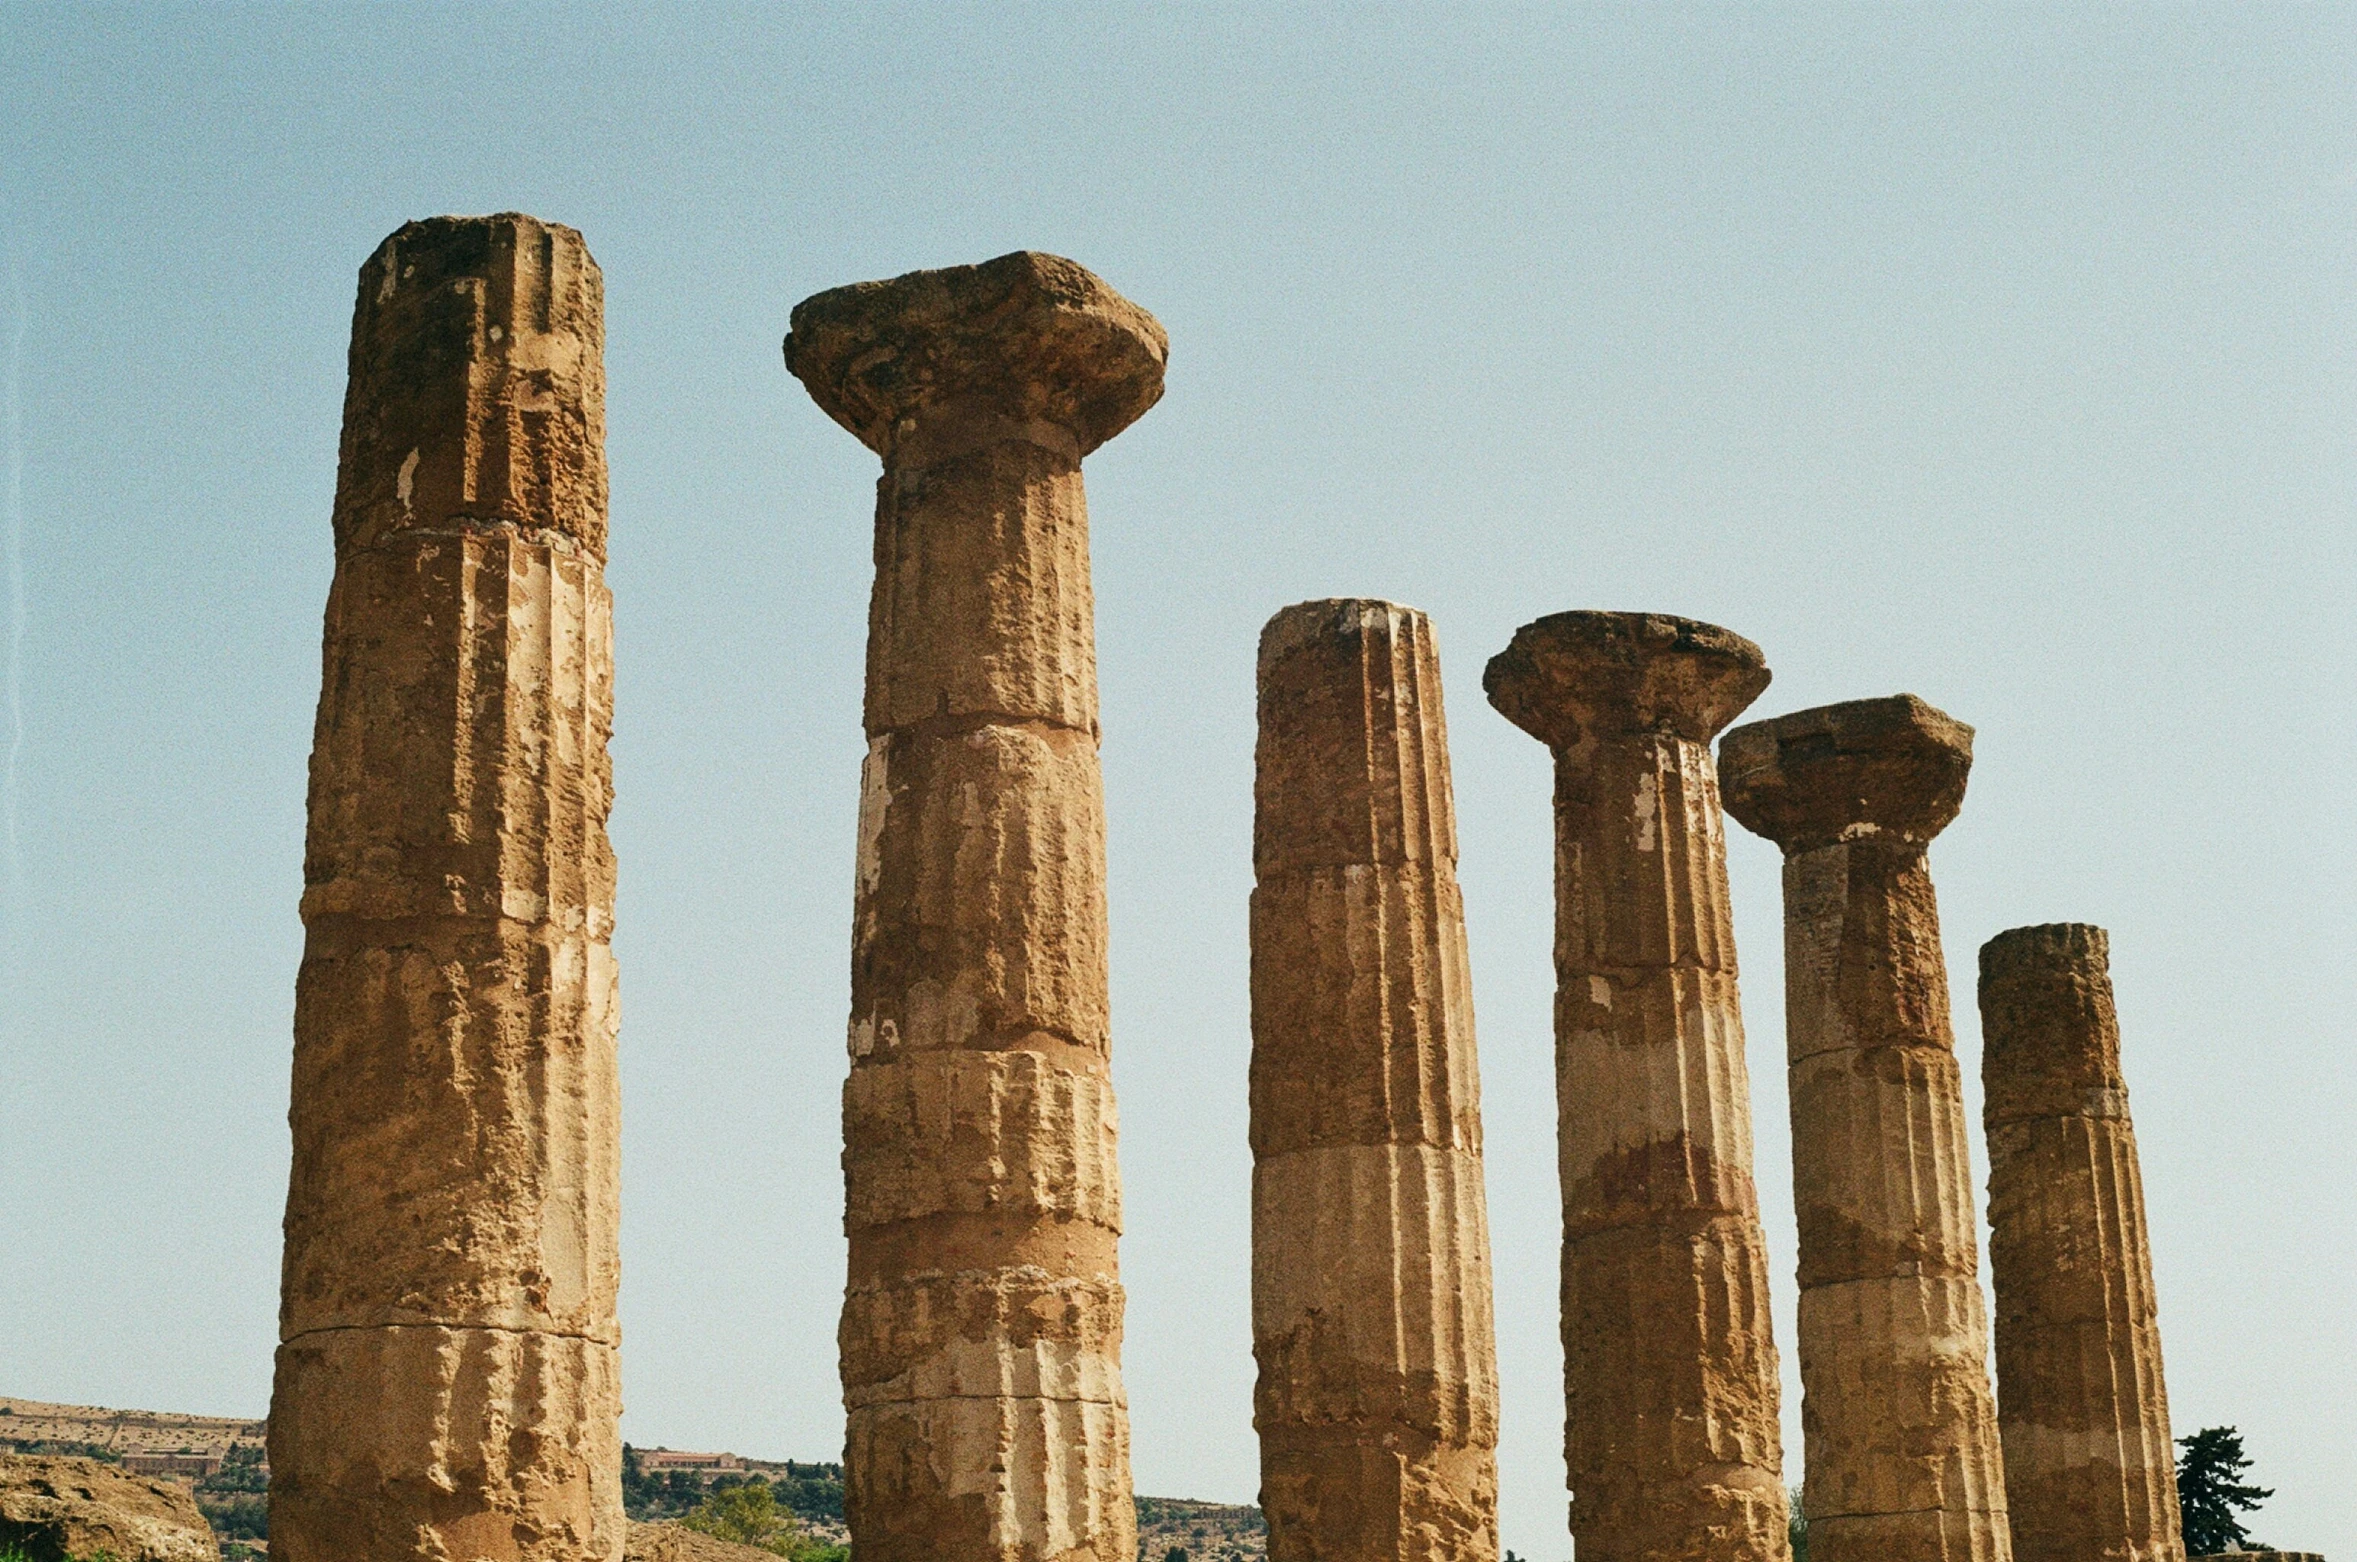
[336,211,606,559]
[1256,596,1416,683]
[1255,597,1454,877]
[1482,610,1769,749]
[1980,922,2128,1126]
[1719,693,1973,851]
[783,250,1168,459]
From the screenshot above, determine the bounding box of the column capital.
[1720,694,1973,851]
[1482,611,1769,750]
[785,250,1167,462]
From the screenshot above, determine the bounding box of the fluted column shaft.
[1980,925,2184,1562]
[270,214,622,1562]
[1250,600,1500,1562]
[1722,696,2009,1562]
[785,253,1167,1562]
[1486,612,1790,1562]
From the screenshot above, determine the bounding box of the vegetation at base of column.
[2175,1425,2272,1554]
[1788,1484,1809,1561]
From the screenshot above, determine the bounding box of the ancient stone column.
[1250,599,1501,1562]
[783,252,1165,1562]
[269,214,622,1562]
[1484,611,1790,1561]
[1719,695,2010,1562]
[1980,925,2185,1562]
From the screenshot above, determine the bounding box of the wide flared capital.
[784,250,1167,459]
[1482,611,1769,750]
[1719,694,1973,851]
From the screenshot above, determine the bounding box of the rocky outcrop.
[0,1455,218,1562]
[622,1520,782,1562]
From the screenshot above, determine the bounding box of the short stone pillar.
[784,252,1165,1562]
[1250,599,1501,1562]
[1980,925,2185,1562]
[1484,611,1791,1560]
[270,214,622,1561]
[1720,695,2011,1562]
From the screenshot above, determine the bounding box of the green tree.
[2176,1425,2272,1554]
[681,1480,847,1561]
[1788,1483,1809,1562]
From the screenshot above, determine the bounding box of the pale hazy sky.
[2,6,2350,1557]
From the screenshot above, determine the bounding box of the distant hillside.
[6,1396,1265,1559]
[0,1395,263,1457]
[1137,1496,1267,1561]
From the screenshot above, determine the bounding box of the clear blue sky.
[2,6,2350,1556]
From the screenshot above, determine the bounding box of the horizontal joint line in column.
[279,1321,615,1345]
[852,1392,1124,1408]
[1560,959,1738,979]
[1788,1038,1961,1065]
[343,521,591,558]
[879,710,1097,745]
[1802,1269,1981,1293]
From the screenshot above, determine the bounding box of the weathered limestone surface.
[0,1454,219,1562]
[1250,600,1501,1562]
[270,214,622,1562]
[1484,611,1790,1562]
[623,1521,783,1562]
[785,252,1165,1562]
[1981,925,2185,1562]
[1721,695,2011,1562]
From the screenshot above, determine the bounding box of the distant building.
[636,1448,743,1475]
[124,1450,223,1480]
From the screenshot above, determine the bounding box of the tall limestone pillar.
[1979,925,2184,1562]
[1250,599,1501,1562]
[783,252,1166,1562]
[1719,695,2011,1562]
[1484,611,1790,1561]
[270,214,622,1562]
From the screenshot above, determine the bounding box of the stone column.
[1980,925,2184,1562]
[1720,695,2010,1562]
[783,252,1165,1562]
[269,214,622,1562]
[1250,599,1501,1562]
[1484,611,1790,1561]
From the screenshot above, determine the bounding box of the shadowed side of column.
[1721,695,2010,1562]
[1981,925,2184,1562]
[270,214,622,1562]
[786,252,1165,1562]
[1486,611,1790,1562]
[1250,599,1500,1562]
